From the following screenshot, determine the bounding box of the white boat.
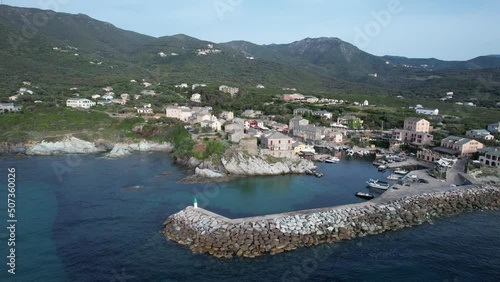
[394,168,409,175]
[387,174,402,180]
[300,145,316,154]
[378,165,387,171]
[366,179,390,190]
[325,156,340,163]
[346,149,354,156]
[355,192,374,200]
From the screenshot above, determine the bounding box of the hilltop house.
[466,129,495,141]
[0,103,22,113]
[66,98,96,109]
[219,85,239,96]
[487,122,500,133]
[190,93,201,103]
[416,107,439,116]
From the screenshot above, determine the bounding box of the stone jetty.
[163,185,500,258]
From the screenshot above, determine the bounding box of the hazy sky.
[3,0,499,60]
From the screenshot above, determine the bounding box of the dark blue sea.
[0,153,499,281]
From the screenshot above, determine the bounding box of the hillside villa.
[466,129,495,141]
[66,98,96,109]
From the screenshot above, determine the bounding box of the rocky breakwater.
[163,185,500,258]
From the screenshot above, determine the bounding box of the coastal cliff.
[163,185,500,258]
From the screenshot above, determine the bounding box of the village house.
[166,106,191,121]
[112,98,126,105]
[293,125,324,142]
[264,120,289,132]
[66,98,96,109]
[9,95,18,101]
[0,103,22,113]
[256,84,265,89]
[192,84,207,90]
[312,110,333,120]
[487,122,500,133]
[418,136,484,162]
[283,93,305,101]
[140,90,156,96]
[289,116,309,132]
[478,147,500,168]
[137,107,154,115]
[260,131,295,158]
[293,108,312,116]
[403,117,431,133]
[241,110,262,118]
[219,111,234,120]
[337,115,364,129]
[175,83,189,89]
[201,120,222,132]
[416,107,439,116]
[304,96,319,103]
[102,86,113,92]
[91,94,101,99]
[244,120,265,129]
[120,94,130,101]
[219,85,239,96]
[466,129,495,141]
[190,93,201,103]
[392,117,434,147]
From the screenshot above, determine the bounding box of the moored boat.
[325,156,340,163]
[378,165,387,171]
[394,168,409,175]
[366,179,390,190]
[387,173,402,180]
[355,192,374,200]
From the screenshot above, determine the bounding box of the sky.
[2,0,499,60]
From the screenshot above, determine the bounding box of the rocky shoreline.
[0,137,315,180]
[163,185,500,258]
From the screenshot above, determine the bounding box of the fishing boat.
[378,165,387,171]
[387,173,402,180]
[355,192,374,200]
[394,168,409,175]
[366,179,390,190]
[325,156,340,163]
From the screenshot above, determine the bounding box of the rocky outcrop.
[26,137,103,155]
[195,167,225,178]
[163,185,500,258]
[105,141,173,158]
[0,142,27,154]
[221,151,315,176]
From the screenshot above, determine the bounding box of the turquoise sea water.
[0,153,499,281]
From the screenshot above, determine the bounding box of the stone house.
[478,147,500,168]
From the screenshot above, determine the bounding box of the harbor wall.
[163,185,500,258]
